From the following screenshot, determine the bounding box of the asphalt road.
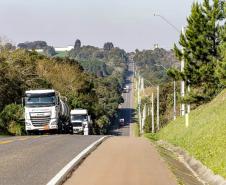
[116,61,134,136]
[0,135,102,185]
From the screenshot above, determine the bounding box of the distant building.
[34,45,73,53]
[54,46,73,52]
[35,49,44,53]
[153,44,159,49]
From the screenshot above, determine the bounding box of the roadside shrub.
[0,104,24,135]
[96,115,110,135]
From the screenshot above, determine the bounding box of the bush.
[96,115,110,135]
[0,104,24,135]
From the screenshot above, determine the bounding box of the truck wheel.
[69,127,73,135]
[26,130,32,135]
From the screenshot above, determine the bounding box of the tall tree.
[74,39,81,50]
[103,42,114,51]
[216,2,226,86]
[173,0,224,103]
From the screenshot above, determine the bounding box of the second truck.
[70,109,91,135]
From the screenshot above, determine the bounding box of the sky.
[0,0,199,51]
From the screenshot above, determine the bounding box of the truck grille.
[31,115,51,127]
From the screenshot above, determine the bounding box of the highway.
[0,135,102,185]
[0,62,134,185]
[113,61,134,136]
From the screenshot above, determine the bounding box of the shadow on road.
[108,108,136,136]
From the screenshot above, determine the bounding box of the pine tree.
[216,3,226,86]
[173,0,224,103]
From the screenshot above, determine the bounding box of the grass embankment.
[146,89,226,178]
[132,123,140,137]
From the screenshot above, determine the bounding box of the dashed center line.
[17,137,30,141]
[0,135,47,145]
[0,140,14,144]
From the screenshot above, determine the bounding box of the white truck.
[70,109,91,135]
[24,89,71,134]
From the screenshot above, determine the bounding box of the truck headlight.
[25,122,31,126]
[51,119,57,125]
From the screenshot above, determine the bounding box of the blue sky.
[0,0,199,51]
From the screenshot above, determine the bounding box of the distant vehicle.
[123,85,129,93]
[24,89,71,134]
[119,118,125,126]
[70,109,91,135]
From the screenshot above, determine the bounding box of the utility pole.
[141,77,144,92]
[186,81,190,128]
[154,64,176,120]
[156,85,160,131]
[187,81,190,113]
[173,80,176,120]
[138,75,142,133]
[181,27,185,116]
[151,92,155,133]
[142,104,146,133]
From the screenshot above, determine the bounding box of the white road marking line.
[46,136,107,185]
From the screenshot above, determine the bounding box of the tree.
[216,3,226,86]
[43,46,56,57]
[74,39,81,50]
[0,104,24,135]
[173,0,224,103]
[17,41,47,49]
[4,43,16,50]
[103,42,114,51]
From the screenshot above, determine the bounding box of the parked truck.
[24,89,71,134]
[70,109,91,135]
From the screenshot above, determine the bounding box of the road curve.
[0,135,102,185]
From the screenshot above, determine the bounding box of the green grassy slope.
[155,89,226,178]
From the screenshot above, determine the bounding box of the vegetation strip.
[157,140,226,185]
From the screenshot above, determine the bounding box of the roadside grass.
[133,123,140,137]
[144,133,158,141]
[147,89,226,178]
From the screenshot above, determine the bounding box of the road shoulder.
[64,137,177,185]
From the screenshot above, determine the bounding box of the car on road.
[119,118,125,126]
[123,85,129,93]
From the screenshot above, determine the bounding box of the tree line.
[0,47,125,135]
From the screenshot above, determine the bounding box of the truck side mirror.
[88,115,91,122]
[21,97,25,107]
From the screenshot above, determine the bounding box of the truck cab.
[24,89,70,134]
[70,109,91,134]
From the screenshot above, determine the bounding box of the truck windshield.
[71,115,87,122]
[25,93,56,107]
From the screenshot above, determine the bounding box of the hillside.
[133,48,179,85]
[154,89,226,178]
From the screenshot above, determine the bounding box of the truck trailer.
[24,89,71,134]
